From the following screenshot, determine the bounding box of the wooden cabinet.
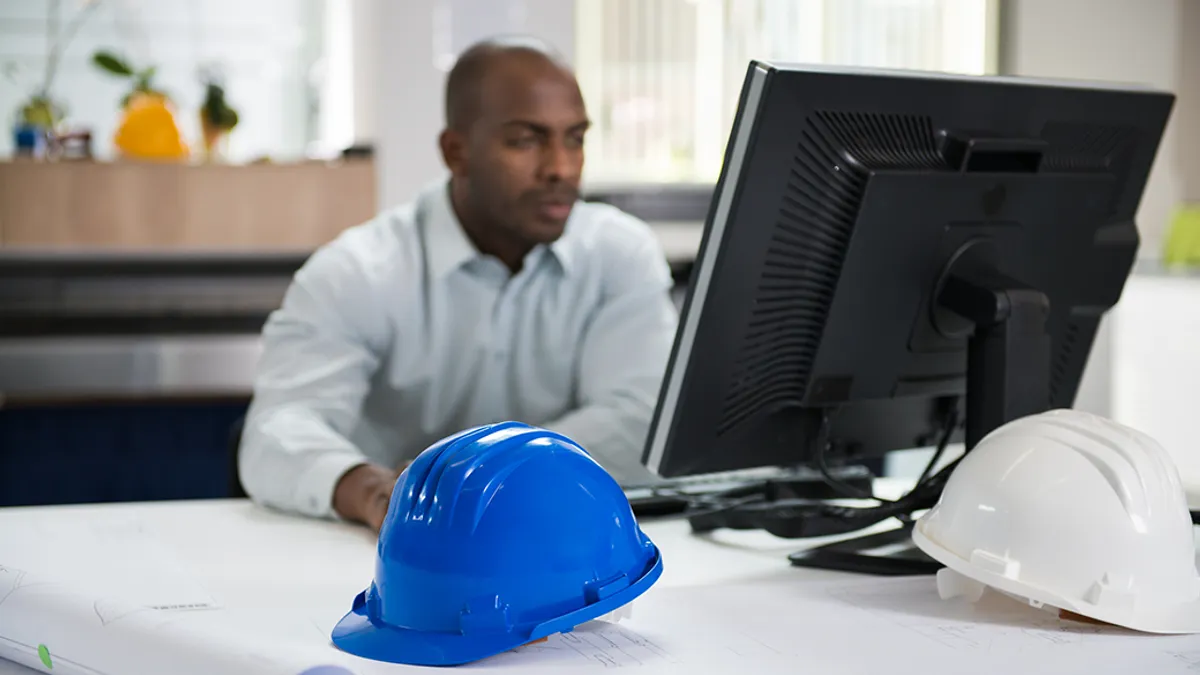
[0,159,377,249]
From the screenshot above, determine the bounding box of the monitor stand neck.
[786,259,1054,577]
[937,263,1052,448]
[706,254,1056,578]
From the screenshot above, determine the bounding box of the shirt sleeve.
[238,231,391,519]
[541,223,680,485]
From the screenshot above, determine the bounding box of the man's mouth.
[536,199,574,221]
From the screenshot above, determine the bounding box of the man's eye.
[565,134,585,149]
[507,136,539,148]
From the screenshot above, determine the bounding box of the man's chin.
[525,217,569,244]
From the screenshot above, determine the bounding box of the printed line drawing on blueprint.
[488,622,684,669]
[94,597,154,627]
[0,567,114,675]
[1,565,210,630]
[1170,651,1200,672]
[0,565,29,607]
[0,565,62,609]
[491,615,790,670]
[825,578,1131,651]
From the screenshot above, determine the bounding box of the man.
[238,37,679,532]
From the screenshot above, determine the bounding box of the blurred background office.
[1,0,1197,507]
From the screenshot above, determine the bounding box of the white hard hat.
[913,408,1200,633]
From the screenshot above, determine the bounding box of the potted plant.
[91,50,167,106]
[198,68,239,162]
[8,0,101,157]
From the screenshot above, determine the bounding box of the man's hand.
[333,464,401,533]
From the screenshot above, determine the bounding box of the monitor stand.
[791,249,1051,576]
[932,243,1052,450]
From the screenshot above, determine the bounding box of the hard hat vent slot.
[1083,573,1136,611]
[409,425,496,518]
[1041,418,1147,520]
[459,595,513,634]
[969,549,1020,579]
[584,572,631,604]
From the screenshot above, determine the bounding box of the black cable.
[813,410,889,502]
[684,409,966,538]
[916,407,959,488]
[814,405,959,506]
[656,403,965,535]
[890,408,958,525]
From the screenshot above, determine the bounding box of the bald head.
[444,36,573,132]
[437,36,589,268]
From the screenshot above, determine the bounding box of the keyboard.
[622,466,797,499]
[621,465,869,518]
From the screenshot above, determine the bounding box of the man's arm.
[541,229,679,485]
[238,232,398,529]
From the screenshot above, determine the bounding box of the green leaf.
[92,50,134,76]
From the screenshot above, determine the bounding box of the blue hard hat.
[330,421,664,667]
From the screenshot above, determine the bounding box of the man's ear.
[438,128,468,178]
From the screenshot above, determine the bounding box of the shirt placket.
[476,262,524,417]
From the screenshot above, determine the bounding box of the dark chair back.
[228,414,248,498]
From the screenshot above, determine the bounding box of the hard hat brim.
[330,548,664,666]
[913,523,1200,634]
[330,599,526,667]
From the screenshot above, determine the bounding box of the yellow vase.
[113,92,189,161]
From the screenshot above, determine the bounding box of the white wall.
[370,0,576,210]
[348,0,381,147]
[1180,0,1200,204]
[1001,0,1185,256]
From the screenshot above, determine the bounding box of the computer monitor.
[641,61,1174,571]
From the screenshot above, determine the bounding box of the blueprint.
[2,512,1199,674]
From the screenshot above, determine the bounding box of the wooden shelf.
[0,158,377,250]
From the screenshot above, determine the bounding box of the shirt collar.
[421,181,479,280]
[547,225,576,276]
[420,180,577,279]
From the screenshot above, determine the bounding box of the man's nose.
[540,141,576,181]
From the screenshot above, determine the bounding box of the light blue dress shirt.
[239,180,679,518]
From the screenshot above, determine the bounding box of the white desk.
[0,498,840,675]
[1,495,1198,674]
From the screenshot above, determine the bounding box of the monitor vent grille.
[1039,122,1135,172]
[815,111,947,169]
[1049,319,1082,405]
[718,112,939,436]
[1040,121,1135,215]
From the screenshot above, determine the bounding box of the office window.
[575,0,998,184]
[1,0,339,162]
